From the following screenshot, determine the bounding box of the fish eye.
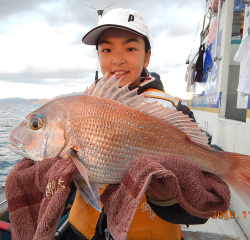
[29,115,43,130]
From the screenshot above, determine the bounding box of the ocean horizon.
[0,103,43,185]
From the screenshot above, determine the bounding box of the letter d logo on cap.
[128,14,134,22]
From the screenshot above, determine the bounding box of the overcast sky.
[0,0,205,100]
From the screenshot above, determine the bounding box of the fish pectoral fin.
[67,148,91,177]
[74,174,102,212]
[68,149,101,210]
[95,184,105,189]
[72,145,81,151]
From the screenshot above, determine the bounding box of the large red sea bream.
[8,74,250,211]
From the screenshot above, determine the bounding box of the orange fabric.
[143,88,179,101]
[68,189,105,240]
[127,194,182,240]
[143,88,169,94]
[69,191,183,240]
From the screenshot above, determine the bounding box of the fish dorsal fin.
[85,75,209,147]
[85,74,138,100]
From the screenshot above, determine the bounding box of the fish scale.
[55,95,217,184]
[8,75,250,212]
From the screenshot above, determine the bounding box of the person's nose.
[112,50,125,66]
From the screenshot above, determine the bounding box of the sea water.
[0,103,43,185]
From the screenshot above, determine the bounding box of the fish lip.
[9,135,23,150]
[8,144,27,158]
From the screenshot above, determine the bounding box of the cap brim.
[82,24,145,45]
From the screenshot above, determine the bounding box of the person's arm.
[147,200,208,224]
[145,104,208,225]
[145,176,208,225]
[176,103,196,122]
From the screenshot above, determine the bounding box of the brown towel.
[101,156,231,240]
[5,157,78,240]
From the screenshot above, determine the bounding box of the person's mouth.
[112,71,129,78]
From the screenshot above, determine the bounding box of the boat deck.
[182,214,248,240]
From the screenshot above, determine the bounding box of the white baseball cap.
[82,8,150,45]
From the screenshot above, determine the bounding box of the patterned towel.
[101,156,231,240]
[5,157,78,240]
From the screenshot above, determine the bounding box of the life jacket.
[69,79,184,239]
[143,88,180,109]
[69,190,184,240]
[128,74,181,110]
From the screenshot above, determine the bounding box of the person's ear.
[143,50,151,68]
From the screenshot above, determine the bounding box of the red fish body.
[8,75,250,211]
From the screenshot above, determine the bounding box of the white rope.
[82,0,119,11]
[103,0,119,10]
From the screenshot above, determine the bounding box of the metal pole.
[214,0,222,61]
[95,10,104,83]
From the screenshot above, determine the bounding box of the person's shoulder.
[143,89,179,109]
[145,97,177,109]
[143,72,180,107]
[130,72,180,108]
[136,72,164,94]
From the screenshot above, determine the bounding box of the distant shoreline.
[0,91,85,105]
[0,98,40,104]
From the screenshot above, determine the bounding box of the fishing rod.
[82,0,119,82]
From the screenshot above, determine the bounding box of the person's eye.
[127,48,136,52]
[102,49,111,53]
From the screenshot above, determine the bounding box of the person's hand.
[145,175,174,201]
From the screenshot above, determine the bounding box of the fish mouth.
[8,135,27,157]
[9,135,23,150]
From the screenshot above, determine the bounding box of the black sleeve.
[176,103,196,122]
[147,200,208,225]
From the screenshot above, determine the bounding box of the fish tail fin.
[220,152,250,206]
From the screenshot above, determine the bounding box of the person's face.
[98,28,151,87]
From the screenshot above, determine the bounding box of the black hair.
[143,37,151,54]
[95,35,151,54]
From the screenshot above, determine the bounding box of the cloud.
[0,0,94,36]
[0,0,41,20]
[0,69,93,85]
[0,0,204,100]
[0,0,205,49]
[0,57,97,85]
[0,0,205,32]
[0,80,91,99]
[129,0,205,40]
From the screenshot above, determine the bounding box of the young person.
[68,8,226,240]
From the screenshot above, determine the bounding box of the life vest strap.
[143,88,180,107]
